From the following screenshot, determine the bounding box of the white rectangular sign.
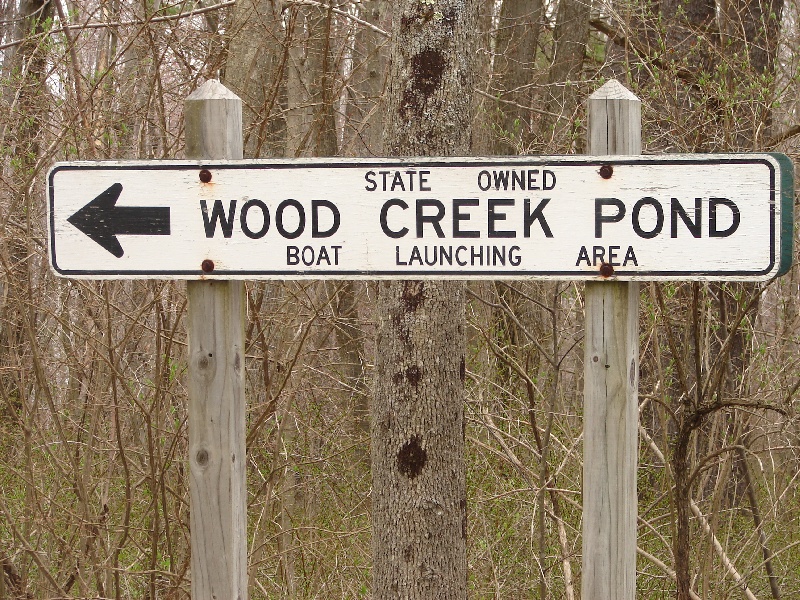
[48,155,793,280]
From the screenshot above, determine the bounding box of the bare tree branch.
[0,0,237,51]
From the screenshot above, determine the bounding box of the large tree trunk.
[382,1,478,157]
[371,0,478,597]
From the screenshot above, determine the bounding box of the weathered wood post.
[582,79,640,600]
[184,80,247,600]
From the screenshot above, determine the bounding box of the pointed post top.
[187,79,241,102]
[589,79,640,102]
[587,79,641,155]
[184,80,242,160]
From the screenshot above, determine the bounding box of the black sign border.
[48,156,784,279]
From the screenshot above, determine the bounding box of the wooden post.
[582,79,640,600]
[184,80,247,600]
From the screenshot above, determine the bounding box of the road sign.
[48,154,793,280]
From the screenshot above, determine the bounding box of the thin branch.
[690,500,759,600]
[0,0,237,51]
[700,282,769,404]
[589,17,698,85]
[695,399,788,421]
[283,0,389,37]
[636,547,703,600]
[640,423,773,600]
[466,287,559,369]
[765,124,800,148]
[476,88,564,118]
[737,446,782,600]
[0,496,68,596]
[686,444,749,490]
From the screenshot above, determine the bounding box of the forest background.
[0,0,799,597]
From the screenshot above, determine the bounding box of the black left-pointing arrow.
[67,183,171,258]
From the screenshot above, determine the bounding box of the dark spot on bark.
[401,281,424,311]
[442,7,457,32]
[406,365,422,387]
[411,49,445,97]
[459,356,465,382]
[401,49,447,117]
[391,309,411,345]
[397,435,427,478]
[234,352,241,372]
[403,544,414,562]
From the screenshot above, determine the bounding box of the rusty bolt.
[199,169,212,183]
[599,164,613,179]
[201,259,215,273]
[599,262,614,277]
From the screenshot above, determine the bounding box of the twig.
[466,287,558,369]
[283,0,389,37]
[765,124,800,148]
[686,444,749,490]
[475,88,564,118]
[0,496,68,596]
[690,500,759,600]
[589,17,698,85]
[639,423,763,600]
[0,0,237,51]
[737,446,782,600]
[636,547,703,600]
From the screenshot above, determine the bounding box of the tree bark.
[672,430,693,600]
[372,282,468,599]
[372,0,478,597]
[308,2,339,156]
[383,0,478,157]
